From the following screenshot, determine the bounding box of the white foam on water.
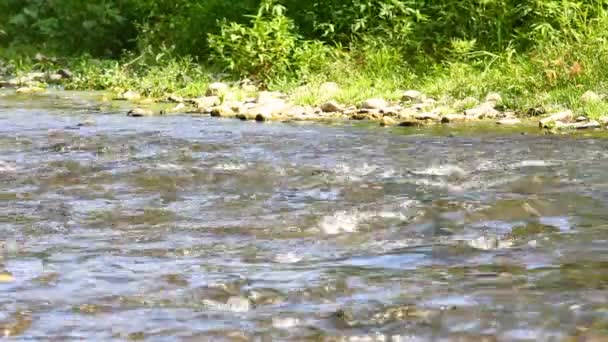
[272,316,300,329]
[318,210,404,235]
[203,296,250,313]
[413,164,466,178]
[213,163,248,171]
[0,160,16,173]
[319,211,361,235]
[512,160,559,168]
[274,252,302,264]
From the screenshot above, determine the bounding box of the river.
[1,91,608,340]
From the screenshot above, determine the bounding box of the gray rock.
[210,104,237,117]
[581,90,601,103]
[15,86,45,94]
[539,110,573,128]
[320,101,342,113]
[401,90,424,102]
[441,113,468,123]
[485,92,503,104]
[192,96,220,110]
[575,116,588,122]
[48,74,63,82]
[164,103,186,114]
[116,90,141,101]
[245,99,288,119]
[599,116,608,124]
[206,82,229,96]
[361,98,388,110]
[414,112,440,121]
[556,120,601,130]
[167,94,184,103]
[465,102,500,119]
[57,69,73,79]
[380,116,398,126]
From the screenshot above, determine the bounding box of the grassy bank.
[3,1,608,119]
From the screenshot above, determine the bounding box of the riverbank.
[2,62,608,134]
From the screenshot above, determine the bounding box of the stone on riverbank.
[380,116,398,126]
[581,90,601,103]
[116,90,141,101]
[401,90,424,102]
[15,86,45,94]
[57,69,73,79]
[192,96,221,111]
[539,110,574,128]
[441,113,469,123]
[465,102,500,119]
[206,82,229,96]
[414,112,440,121]
[361,98,388,110]
[210,104,237,118]
[320,101,342,113]
[555,120,601,130]
[485,92,503,104]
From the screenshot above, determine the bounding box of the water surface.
[1,91,608,340]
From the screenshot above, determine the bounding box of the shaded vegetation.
[3,0,608,115]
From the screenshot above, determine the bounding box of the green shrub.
[208,0,330,82]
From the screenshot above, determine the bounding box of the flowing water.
[1,91,608,341]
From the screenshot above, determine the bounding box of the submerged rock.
[127,108,154,117]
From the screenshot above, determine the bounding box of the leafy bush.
[1,0,139,56]
[208,0,330,82]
